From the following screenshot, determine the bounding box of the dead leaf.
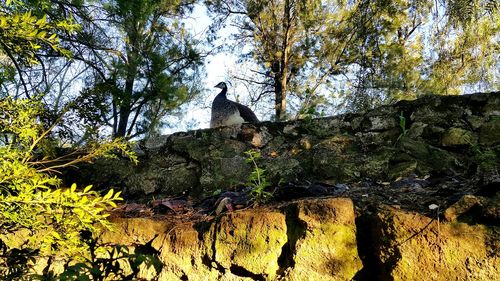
[215,197,232,215]
[151,199,189,212]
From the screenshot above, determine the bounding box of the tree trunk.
[274,71,285,120]
[116,106,131,137]
[115,71,135,137]
[273,0,291,121]
[274,68,288,121]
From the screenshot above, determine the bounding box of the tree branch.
[0,41,31,99]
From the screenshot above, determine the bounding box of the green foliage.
[0,97,143,278]
[470,143,499,173]
[208,0,499,115]
[1,0,203,141]
[0,239,38,280]
[2,233,163,280]
[81,0,203,138]
[209,0,335,120]
[339,0,499,107]
[55,235,163,280]
[244,149,272,204]
[296,89,328,120]
[446,0,498,26]
[0,1,77,66]
[0,2,169,277]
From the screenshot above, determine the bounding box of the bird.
[210,82,259,128]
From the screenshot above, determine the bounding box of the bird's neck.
[217,87,227,98]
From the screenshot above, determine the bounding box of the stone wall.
[31,92,500,279]
[68,91,499,199]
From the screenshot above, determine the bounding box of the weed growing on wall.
[244,149,272,205]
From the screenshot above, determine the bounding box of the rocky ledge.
[100,193,498,280]
[64,92,499,280]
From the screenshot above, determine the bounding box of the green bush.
[1,2,160,278]
[0,97,146,279]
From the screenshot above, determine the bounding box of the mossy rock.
[198,156,250,196]
[397,136,462,176]
[125,161,199,195]
[312,135,364,181]
[407,122,427,138]
[265,156,304,184]
[483,94,500,117]
[208,210,287,279]
[441,127,477,147]
[479,118,500,147]
[298,117,347,138]
[356,128,400,147]
[410,104,452,128]
[363,115,398,132]
[64,157,135,192]
[284,198,362,281]
[388,159,418,180]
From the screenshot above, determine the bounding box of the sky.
[165,5,242,133]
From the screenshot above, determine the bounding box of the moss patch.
[479,118,500,147]
[441,127,477,147]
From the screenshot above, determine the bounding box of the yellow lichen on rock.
[211,210,287,279]
[284,198,362,281]
[372,206,499,280]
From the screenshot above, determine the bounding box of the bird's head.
[214,81,227,89]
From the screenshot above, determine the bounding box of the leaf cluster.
[396,110,408,142]
[55,238,163,280]
[0,1,78,66]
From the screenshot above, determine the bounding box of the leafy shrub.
[0,97,154,279]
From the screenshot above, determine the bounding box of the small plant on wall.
[397,111,408,142]
[244,149,273,205]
